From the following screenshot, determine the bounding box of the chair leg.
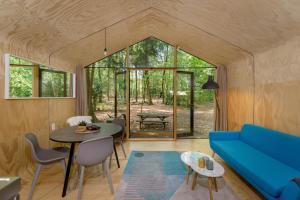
[109,154,112,168]
[120,141,126,159]
[60,159,66,177]
[102,161,105,177]
[28,164,42,200]
[77,166,85,200]
[104,159,114,194]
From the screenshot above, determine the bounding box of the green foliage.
[9,55,33,65]
[86,37,216,116]
[78,121,87,126]
[9,67,32,97]
[40,70,68,97]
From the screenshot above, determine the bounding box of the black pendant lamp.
[104,28,107,56]
[202,75,219,90]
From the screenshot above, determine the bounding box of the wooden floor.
[20,139,264,200]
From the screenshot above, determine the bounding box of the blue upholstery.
[209,124,300,200]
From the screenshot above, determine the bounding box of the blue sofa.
[209,124,300,200]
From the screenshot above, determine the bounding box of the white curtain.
[215,65,227,131]
[75,66,87,115]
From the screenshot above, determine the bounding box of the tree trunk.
[86,65,96,120]
[162,70,166,103]
[135,70,138,102]
[98,67,103,103]
[145,71,153,105]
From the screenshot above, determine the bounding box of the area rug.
[115,151,239,200]
[171,176,240,200]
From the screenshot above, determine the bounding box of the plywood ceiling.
[1,0,300,67]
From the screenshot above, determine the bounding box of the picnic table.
[137,113,169,130]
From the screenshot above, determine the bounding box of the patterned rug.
[115,151,239,200]
[115,151,186,200]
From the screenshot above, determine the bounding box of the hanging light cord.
[104,28,107,49]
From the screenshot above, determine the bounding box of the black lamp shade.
[202,75,219,89]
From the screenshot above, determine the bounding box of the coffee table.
[181,151,210,184]
[181,151,225,200]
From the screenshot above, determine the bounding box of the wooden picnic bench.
[137,113,169,130]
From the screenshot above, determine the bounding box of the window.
[39,67,73,97]
[5,54,75,99]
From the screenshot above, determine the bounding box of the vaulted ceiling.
[1,0,300,67]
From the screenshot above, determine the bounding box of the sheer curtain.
[215,65,227,131]
[75,66,87,115]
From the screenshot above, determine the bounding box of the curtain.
[75,65,87,115]
[215,65,227,131]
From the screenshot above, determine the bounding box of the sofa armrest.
[280,178,300,200]
[209,131,240,141]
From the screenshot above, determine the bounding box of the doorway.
[127,68,175,139]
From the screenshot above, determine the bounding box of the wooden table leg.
[191,172,198,190]
[186,166,191,184]
[62,143,75,197]
[208,177,214,200]
[213,177,218,192]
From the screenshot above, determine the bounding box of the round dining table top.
[50,123,122,143]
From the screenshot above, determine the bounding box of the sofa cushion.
[211,140,300,197]
[240,124,300,171]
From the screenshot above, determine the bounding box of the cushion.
[240,124,300,171]
[211,140,300,197]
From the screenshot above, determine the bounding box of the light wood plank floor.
[20,139,264,200]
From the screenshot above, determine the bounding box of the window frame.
[4,53,76,99]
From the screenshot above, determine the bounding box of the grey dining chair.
[76,136,114,200]
[25,133,68,200]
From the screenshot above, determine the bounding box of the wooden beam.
[125,46,130,140]
[32,65,39,97]
[173,45,178,140]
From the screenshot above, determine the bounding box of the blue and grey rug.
[115,151,186,200]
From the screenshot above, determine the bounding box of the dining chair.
[25,133,68,200]
[76,136,114,200]
[66,116,92,126]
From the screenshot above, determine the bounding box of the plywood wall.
[227,56,254,130]
[0,45,76,178]
[253,36,300,136]
[227,36,300,137]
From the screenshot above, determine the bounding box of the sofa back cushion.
[240,124,300,171]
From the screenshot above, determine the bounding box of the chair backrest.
[66,116,92,126]
[25,133,41,162]
[112,118,125,140]
[77,136,113,166]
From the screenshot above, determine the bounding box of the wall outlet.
[51,123,56,131]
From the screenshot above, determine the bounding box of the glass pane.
[9,67,33,97]
[129,37,174,68]
[177,67,215,138]
[40,70,67,97]
[129,70,174,138]
[7,55,74,98]
[176,72,192,136]
[85,50,126,121]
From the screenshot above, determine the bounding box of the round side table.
[190,158,225,200]
[181,151,211,184]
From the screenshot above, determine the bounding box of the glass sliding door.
[176,71,194,137]
[128,69,174,139]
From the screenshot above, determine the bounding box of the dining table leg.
[62,143,75,197]
[113,143,120,168]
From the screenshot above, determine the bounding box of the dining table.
[50,123,122,198]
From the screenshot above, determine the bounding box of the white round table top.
[181,151,211,166]
[181,151,225,178]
